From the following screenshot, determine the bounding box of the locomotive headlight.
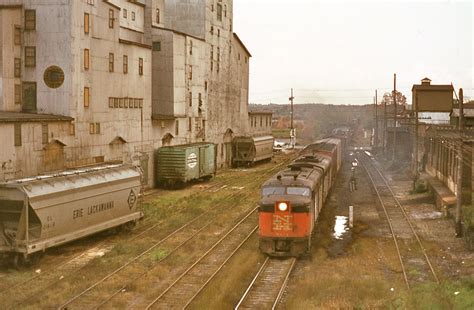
[277,202,288,212]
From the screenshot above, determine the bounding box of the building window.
[139,58,143,75]
[217,3,222,21]
[14,124,22,146]
[156,8,160,23]
[205,81,208,91]
[217,47,220,62]
[14,26,21,45]
[224,4,227,17]
[119,98,124,108]
[131,12,135,21]
[189,92,192,107]
[123,9,127,18]
[188,117,192,132]
[95,122,100,134]
[42,123,48,144]
[89,123,95,134]
[210,45,214,60]
[84,49,90,70]
[109,53,114,72]
[210,26,214,35]
[84,13,90,34]
[189,65,192,80]
[70,122,75,136]
[14,58,21,78]
[114,97,119,108]
[109,97,114,108]
[152,41,161,51]
[189,40,193,55]
[25,10,36,31]
[84,87,90,107]
[123,55,128,73]
[15,84,21,105]
[217,29,220,37]
[175,120,179,135]
[109,9,114,28]
[25,47,36,67]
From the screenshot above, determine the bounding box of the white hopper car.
[0,165,143,267]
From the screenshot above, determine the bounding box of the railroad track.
[235,257,296,309]
[144,209,258,309]
[0,217,164,306]
[358,152,439,289]
[11,153,297,308]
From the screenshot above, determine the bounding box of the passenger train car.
[258,138,342,256]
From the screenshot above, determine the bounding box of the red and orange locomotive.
[258,138,342,256]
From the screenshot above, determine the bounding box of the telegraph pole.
[455,88,464,236]
[392,73,397,161]
[375,90,378,149]
[289,88,295,148]
[383,92,387,155]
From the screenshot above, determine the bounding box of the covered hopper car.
[232,135,274,167]
[258,138,342,256]
[0,165,143,267]
[155,142,216,187]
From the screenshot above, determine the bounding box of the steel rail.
[144,207,258,309]
[366,155,440,285]
[272,258,297,310]
[5,218,164,307]
[93,222,212,309]
[235,257,297,310]
[359,156,411,289]
[182,226,258,309]
[58,213,208,309]
[234,257,270,309]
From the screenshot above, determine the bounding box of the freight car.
[0,165,144,267]
[232,135,274,167]
[258,138,342,256]
[155,142,216,187]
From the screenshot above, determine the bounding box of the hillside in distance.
[250,103,375,143]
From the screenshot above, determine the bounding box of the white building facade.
[0,0,252,185]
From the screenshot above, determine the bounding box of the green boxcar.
[155,143,216,186]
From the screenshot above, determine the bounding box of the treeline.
[250,103,374,142]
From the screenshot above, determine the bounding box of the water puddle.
[328,216,352,257]
[333,216,349,239]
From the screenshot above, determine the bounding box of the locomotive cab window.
[286,187,311,197]
[261,186,311,197]
[262,186,285,196]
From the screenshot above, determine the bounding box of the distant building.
[248,111,272,136]
[412,77,454,125]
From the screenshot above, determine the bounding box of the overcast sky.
[233,0,473,105]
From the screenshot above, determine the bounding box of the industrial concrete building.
[0,0,253,185]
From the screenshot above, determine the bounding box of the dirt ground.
[283,153,474,309]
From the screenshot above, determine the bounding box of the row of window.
[13,123,48,147]
[122,8,136,21]
[250,115,272,128]
[173,118,206,136]
[83,50,143,75]
[12,47,36,78]
[108,97,143,109]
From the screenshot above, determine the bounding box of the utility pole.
[392,73,397,161]
[455,88,464,237]
[289,88,295,149]
[383,92,387,155]
[375,90,378,149]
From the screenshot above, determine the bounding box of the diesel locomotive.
[258,138,342,256]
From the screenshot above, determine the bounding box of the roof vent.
[421,77,431,85]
